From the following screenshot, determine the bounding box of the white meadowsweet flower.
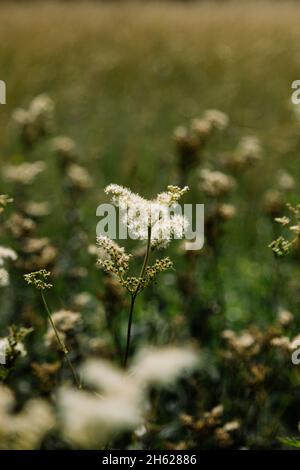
[58,387,141,449]
[236,136,262,166]
[12,94,55,145]
[131,346,199,387]
[0,386,54,450]
[58,346,198,448]
[96,235,131,274]
[3,161,46,185]
[203,109,229,131]
[105,184,189,248]
[82,359,140,402]
[0,246,17,266]
[200,168,236,198]
[105,184,146,210]
[66,163,93,190]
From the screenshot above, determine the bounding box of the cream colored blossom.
[222,329,256,352]
[131,346,199,387]
[0,336,26,363]
[24,269,52,290]
[51,136,78,162]
[23,201,50,218]
[200,169,236,198]
[277,170,295,192]
[270,336,291,350]
[3,161,46,185]
[58,346,198,448]
[217,203,236,221]
[12,94,55,144]
[0,246,17,266]
[235,136,262,166]
[0,268,9,287]
[0,195,13,213]
[203,109,229,130]
[278,309,293,327]
[96,236,131,276]
[58,387,140,448]
[0,386,54,450]
[105,184,189,248]
[66,163,93,190]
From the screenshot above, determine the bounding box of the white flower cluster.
[0,386,54,450]
[66,163,93,191]
[191,109,229,138]
[96,235,132,275]
[235,136,262,166]
[51,136,78,162]
[12,94,55,144]
[0,246,17,287]
[199,169,236,198]
[3,161,46,185]
[202,109,229,131]
[105,184,189,248]
[58,346,198,448]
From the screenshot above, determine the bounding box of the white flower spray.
[97,184,189,367]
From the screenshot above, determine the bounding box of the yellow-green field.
[1,0,300,450]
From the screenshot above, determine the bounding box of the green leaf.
[278,437,300,449]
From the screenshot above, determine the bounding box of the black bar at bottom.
[0,449,298,466]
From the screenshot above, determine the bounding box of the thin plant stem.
[123,294,136,369]
[41,291,82,389]
[123,225,152,368]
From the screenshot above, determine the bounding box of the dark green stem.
[123,226,152,368]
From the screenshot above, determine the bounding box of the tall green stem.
[123,225,152,368]
[41,291,82,389]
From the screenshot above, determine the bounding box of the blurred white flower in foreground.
[131,346,199,387]
[0,246,17,265]
[58,387,140,449]
[0,386,54,450]
[58,346,198,448]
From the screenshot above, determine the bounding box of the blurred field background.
[2,0,300,318]
[1,0,300,449]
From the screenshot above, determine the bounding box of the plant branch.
[123,225,152,368]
